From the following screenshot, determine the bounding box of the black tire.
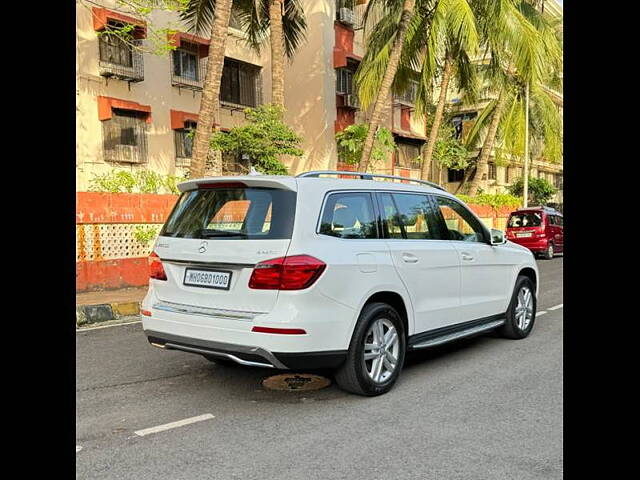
[202,354,236,366]
[542,242,554,260]
[334,302,406,396]
[499,276,537,339]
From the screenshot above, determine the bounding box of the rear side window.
[319,192,378,239]
[160,187,296,239]
[508,212,542,228]
[379,193,442,240]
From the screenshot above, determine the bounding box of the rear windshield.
[508,212,543,228]
[160,187,296,240]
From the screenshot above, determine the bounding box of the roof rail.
[296,170,446,191]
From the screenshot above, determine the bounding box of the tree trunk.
[189,0,233,179]
[358,0,416,172]
[270,0,285,108]
[420,54,453,181]
[466,88,508,195]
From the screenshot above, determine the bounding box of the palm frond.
[180,0,217,36]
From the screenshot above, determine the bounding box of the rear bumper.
[145,330,346,370]
[508,237,549,252]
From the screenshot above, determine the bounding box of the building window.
[555,174,563,189]
[395,141,422,170]
[451,112,478,141]
[102,108,148,164]
[229,5,243,30]
[336,68,353,95]
[220,58,262,107]
[490,163,497,180]
[394,80,419,105]
[508,166,523,183]
[222,151,251,175]
[174,120,196,167]
[448,169,465,183]
[98,21,144,82]
[171,41,207,89]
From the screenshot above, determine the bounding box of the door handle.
[401,253,419,263]
[461,252,474,261]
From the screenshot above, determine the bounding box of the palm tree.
[234,0,307,108]
[354,0,418,172]
[182,0,234,179]
[416,0,479,182]
[181,0,306,178]
[464,0,561,195]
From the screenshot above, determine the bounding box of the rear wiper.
[199,229,248,238]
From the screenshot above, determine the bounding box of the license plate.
[183,269,232,290]
[516,232,533,238]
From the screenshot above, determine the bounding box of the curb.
[76,301,141,327]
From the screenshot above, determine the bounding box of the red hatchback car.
[505,206,563,259]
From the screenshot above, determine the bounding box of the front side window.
[379,193,441,240]
[161,187,296,240]
[319,192,378,239]
[434,197,486,243]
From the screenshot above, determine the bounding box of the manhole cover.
[262,373,331,392]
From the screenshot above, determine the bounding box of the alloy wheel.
[514,286,534,331]
[363,318,400,383]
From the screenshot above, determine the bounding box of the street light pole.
[523,81,530,207]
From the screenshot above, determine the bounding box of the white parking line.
[548,304,563,311]
[76,445,83,453]
[134,414,215,437]
[76,320,141,332]
[537,311,547,316]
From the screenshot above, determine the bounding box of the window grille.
[174,120,196,167]
[220,58,262,107]
[171,41,208,90]
[102,109,148,164]
[98,28,144,82]
[395,142,422,170]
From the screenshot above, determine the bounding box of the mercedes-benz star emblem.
[199,241,208,253]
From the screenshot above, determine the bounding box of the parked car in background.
[142,171,539,396]
[505,206,563,259]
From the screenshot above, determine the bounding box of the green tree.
[335,124,396,168]
[234,0,307,108]
[416,0,479,181]
[464,0,562,195]
[507,176,556,205]
[209,105,302,175]
[354,0,417,172]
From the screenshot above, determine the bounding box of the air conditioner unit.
[339,7,355,25]
[115,144,139,162]
[345,94,360,108]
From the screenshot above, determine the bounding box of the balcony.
[98,36,144,83]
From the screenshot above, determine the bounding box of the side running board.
[409,316,505,350]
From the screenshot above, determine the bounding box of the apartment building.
[76,0,561,204]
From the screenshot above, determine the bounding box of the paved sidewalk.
[76,287,148,306]
[76,287,148,327]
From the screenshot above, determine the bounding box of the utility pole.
[523,81,530,207]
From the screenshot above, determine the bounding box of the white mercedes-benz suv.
[142,171,538,396]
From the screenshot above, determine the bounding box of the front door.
[377,192,461,334]
[432,196,515,321]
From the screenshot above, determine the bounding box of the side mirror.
[491,229,507,246]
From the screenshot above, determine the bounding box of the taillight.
[248,255,326,290]
[148,252,167,280]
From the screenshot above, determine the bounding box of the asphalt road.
[76,257,563,480]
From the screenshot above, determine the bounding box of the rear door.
[377,192,461,333]
[152,182,296,314]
